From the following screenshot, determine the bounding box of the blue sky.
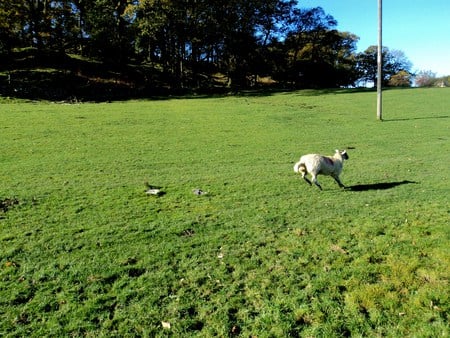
[302,0,450,76]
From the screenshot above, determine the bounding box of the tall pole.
[377,0,383,120]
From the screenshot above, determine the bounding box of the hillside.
[0,49,227,102]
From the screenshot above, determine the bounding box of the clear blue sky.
[302,0,450,76]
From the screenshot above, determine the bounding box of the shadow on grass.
[384,115,449,122]
[347,180,417,192]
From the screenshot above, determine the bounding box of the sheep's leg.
[299,164,312,186]
[332,175,345,189]
[301,173,312,186]
[311,174,322,190]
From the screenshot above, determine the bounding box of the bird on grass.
[145,182,165,196]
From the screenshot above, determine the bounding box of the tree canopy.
[0,0,413,99]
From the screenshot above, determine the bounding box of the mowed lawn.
[1,88,449,337]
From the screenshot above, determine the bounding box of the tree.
[0,2,24,53]
[414,70,437,87]
[284,7,337,65]
[357,46,412,87]
[388,70,412,87]
[133,0,295,88]
[254,0,294,46]
[280,7,358,87]
[0,0,83,54]
[47,0,82,53]
[4,0,419,95]
[80,0,136,63]
[135,0,207,87]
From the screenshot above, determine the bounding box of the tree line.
[414,70,449,88]
[0,0,414,95]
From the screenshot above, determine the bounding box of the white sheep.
[293,149,349,190]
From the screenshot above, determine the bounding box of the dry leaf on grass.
[330,244,348,254]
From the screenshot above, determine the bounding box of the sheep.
[293,149,349,190]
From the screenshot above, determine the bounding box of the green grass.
[1,88,449,337]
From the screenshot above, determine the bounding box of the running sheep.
[293,149,349,190]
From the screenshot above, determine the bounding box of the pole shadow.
[347,180,417,192]
[384,115,449,122]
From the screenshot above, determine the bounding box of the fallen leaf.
[161,321,171,329]
[330,244,347,254]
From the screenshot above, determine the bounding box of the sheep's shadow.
[347,180,417,192]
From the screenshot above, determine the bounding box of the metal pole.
[377,0,383,120]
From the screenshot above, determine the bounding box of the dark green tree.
[357,46,412,87]
[81,0,136,63]
[278,7,357,87]
[0,2,24,53]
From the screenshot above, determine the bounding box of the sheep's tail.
[293,161,306,173]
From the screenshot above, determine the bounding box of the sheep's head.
[335,149,349,160]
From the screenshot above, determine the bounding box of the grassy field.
[1,88,449,337]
